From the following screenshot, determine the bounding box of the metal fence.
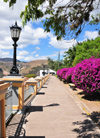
[5,85,12,121]
[5,83,35,121]
[37,81,40,89]
[24,85,34,101]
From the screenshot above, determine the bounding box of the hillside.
[20,59,48,74]
[0,58,48,75]
[0,58,20,62]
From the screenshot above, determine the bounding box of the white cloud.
[16,49,62,62]
[0,50,10,58]
[35,54,39,57]
[0,0,26,50]
[32,51,37,55]
[35,47,40,50]
[0,0,49,51]
[33,28,48,39]
[17,54,33,61]
[85,31,99,40]
[18,55,47,62]
[90,0,100,19]
[22,56,34,62]
[18,24,49,48]
[18,50,29,56]
[49,34,77,49]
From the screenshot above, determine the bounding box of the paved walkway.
[7,76,100,138]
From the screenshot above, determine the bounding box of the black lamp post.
[10,22,21,76]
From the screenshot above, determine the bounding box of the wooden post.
[0,82,10,138]
[34,84,37,95]
[18,85,24,110]
[43,78,45,85]
[1,99,6,138]
[40,80,42,89]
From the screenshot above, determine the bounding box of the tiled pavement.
[7,76,100,138]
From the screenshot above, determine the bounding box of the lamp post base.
[10,66,20,76]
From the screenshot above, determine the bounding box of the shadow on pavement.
[73,113,100,137]
[78,91,100,101]
[37,92,45,95]
[10,106,43,137]
[9,103,59,137]
[26,106,43,112]
[44,103,60,107]
[42,86,47,88]
[25,103,60,113]
[89,112,100,126]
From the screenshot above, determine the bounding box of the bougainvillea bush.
[61,68,69,79]
[58,68,69,79]
[64,67,75,83]
[72,58,100,94]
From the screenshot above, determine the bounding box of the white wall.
[40,69,56,76]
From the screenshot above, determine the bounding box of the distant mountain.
[0,58,21,62]
[21,59,48,75]
[0,59,48,75]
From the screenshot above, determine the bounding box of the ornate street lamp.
[10,22,22,75]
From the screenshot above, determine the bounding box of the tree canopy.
[73,37,100,65]
[63,37,100,67]
[47,37,100,70]
[3,0,100,39]
[64,46,76,67]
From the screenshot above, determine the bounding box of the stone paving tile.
[22,76,100,138]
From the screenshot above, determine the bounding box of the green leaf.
[3,0,8,2]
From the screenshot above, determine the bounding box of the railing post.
[40,80,42,89]
[34,84,37,95]
[18,84,24,109]
[1,99,5,138]
[0,83,10,138]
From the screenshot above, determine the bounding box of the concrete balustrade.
[0,75,49,137]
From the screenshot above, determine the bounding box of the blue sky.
[0,0,100,62]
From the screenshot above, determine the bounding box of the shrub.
[59,68,68,79]
[64,67,75,83]
[72,58,100,94]
[24,74,36,78]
